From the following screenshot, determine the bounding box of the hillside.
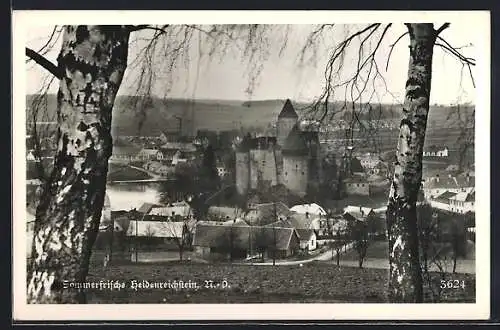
[26,94,474,138]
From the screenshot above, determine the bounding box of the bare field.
[86,262,475,303]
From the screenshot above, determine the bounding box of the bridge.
[107,164,176,184]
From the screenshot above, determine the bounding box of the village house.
[330,217,348,235]
[148,201,192,219]
[422,174,475,199]
[244,202,292,226]
[155,148,177,162]
[137,202,164,215]
[192,223,300,261]
[342,205,376,223]
[207,206,244,221]
[295,229,317,251]
[423,145,449,158]
[109,146,142,163]
[156,142,198,161]
[136,147,160,161]
[171,150,190,166]
[344,176,370,196]
[161,141,197,152]
[126,218,196,246]
[429,189,475,214]
[265,212,321,231]
[289,203,327,216]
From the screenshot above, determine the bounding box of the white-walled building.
[290,203,327,216]
[422,174,474,199]
[429,189,475,214]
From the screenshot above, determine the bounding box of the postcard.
[12,10,490,321]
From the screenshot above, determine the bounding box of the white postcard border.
[12,10,491,321]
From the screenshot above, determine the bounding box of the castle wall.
[282,155,309,196]
[249,148,279,189]
[235,152,250,195]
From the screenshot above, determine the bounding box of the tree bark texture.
[386,23,437,303]
[27,25,130,303]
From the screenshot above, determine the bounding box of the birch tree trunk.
[386,23,437,303]
[27,25,130,303]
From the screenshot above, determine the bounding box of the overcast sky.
[25,23,479,105]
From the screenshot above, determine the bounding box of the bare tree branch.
[127,25,170,33]
[436,37,476,65]
[435,23,451,36]
[25,47,62,79]
[386,31,408,71]
[435,36,476,88]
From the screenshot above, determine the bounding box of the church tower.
[277,99,299,147]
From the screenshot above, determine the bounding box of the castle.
[235,99,321,197]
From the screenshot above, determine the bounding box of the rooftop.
[277,99,298,119]
[423,175,475,189]
[126,220,189,238]
[282,124,309,155]
[192,223,297,250]
[295,228,316,240]
[343,205,375,221]
[290,203,326,216]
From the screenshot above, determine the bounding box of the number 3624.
[440,280,465,289]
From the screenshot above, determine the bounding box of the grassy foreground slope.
[86,261,475,303]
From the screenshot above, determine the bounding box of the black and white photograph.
[12,10,490,320]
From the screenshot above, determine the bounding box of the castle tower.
[301,128,322,191]
[249,136,279,190]
[281,124,309,197]
[277,99,299,147]
[235,134,252,196]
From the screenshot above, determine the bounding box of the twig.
[436,37,476,65]
[386,31,409,71]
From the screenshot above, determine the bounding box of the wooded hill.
[26,94,474,138]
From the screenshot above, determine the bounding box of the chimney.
[172,211,175,217]
[305,212,310,219]
[436,174,440,182]
[466,173,470,182]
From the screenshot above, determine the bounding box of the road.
[238,242,355,266]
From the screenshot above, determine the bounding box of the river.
[106,182,161,211]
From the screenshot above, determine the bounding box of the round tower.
[277,99,299,147]
[235,134,252,196]
[281,124,309,197]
